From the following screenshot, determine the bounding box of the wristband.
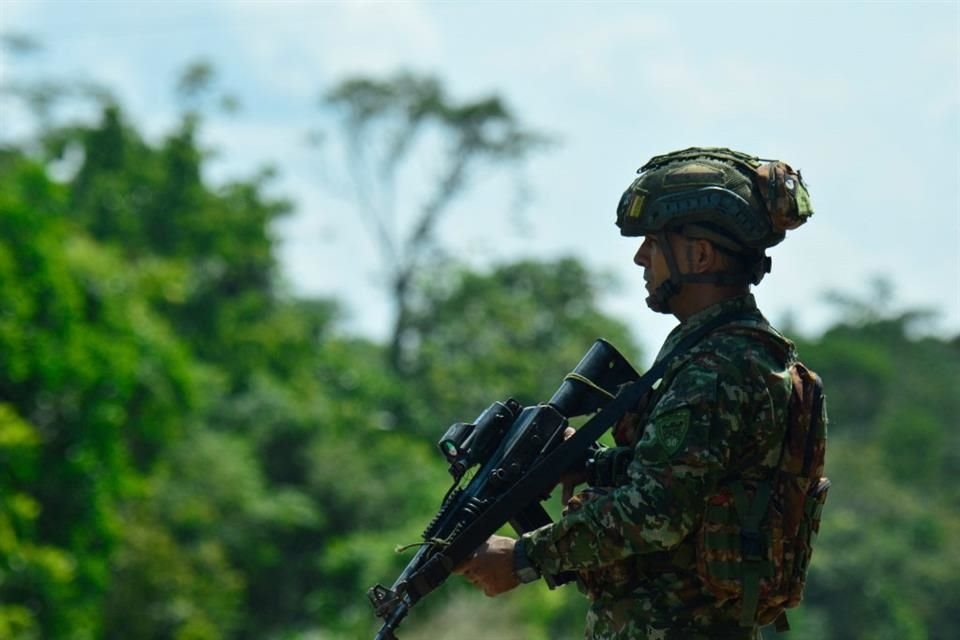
[512,537,541,584]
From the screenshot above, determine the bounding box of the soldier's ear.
[689,238,719,274]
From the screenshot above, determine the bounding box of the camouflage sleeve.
[523,359,744,575]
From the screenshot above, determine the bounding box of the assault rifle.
[367,339,640,639]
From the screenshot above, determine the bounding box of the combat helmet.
[616,147,813,312]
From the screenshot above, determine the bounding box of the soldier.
[456,147,820,639]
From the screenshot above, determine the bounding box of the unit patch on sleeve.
[654,408,691,456]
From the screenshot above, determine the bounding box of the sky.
[2,0,958,362]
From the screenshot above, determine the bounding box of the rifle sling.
[406,310,748,598]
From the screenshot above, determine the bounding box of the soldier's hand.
[453,535,519,597]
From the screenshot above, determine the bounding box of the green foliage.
[103,506,244,640]
[46,104,291,388]
[0,150,200,638]
[794,291,960,640]
[0,404,63,640]
[408,258,639,432]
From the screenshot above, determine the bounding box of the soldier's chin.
[644,294,671,315]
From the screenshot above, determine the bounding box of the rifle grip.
[508,501,553,535]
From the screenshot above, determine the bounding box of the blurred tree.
[44,102,293,390]
[36,101,336,638]
[793,282,960,640]
[0,150,199,638]
[175,59,241,117]
[408,257,641,431]
[320,72,551,371]
[2,65,319,636]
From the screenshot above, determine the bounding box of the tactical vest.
[696,329,829,631]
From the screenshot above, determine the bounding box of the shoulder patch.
[655,408,690,456]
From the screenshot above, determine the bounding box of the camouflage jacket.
[522,294,795,640]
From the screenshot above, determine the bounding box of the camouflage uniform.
[522,293,796,640]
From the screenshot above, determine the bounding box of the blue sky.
[2,1,958,360]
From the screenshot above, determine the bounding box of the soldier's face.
[633,235,671,293]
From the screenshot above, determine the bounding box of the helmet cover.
[616,147,813,250]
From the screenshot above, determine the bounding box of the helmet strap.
[646,232,684,314]
[646,235,773,314]
[686,252,772,286]
[679,254,770,287]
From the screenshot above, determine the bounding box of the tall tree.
[320,72,550,371]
